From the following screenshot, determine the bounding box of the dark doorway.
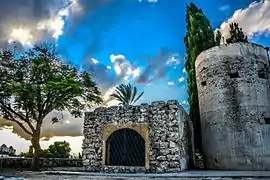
[105,128,145,166]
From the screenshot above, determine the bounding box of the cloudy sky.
[0,0,269,155]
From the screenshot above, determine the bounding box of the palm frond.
[110,83,144,106]
[133,91,144,104]
[131,86,137,103]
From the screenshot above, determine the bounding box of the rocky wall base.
[0,157,82,169]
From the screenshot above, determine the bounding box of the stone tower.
[195,42,270,170]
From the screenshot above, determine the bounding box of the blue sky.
[0,0,269,153]
[55,0,269,110]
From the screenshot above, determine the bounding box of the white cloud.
[91,58,99,64]
[110,54,132,77]
[132,67,141,78]
[181,100,189,106]
[168,81,174,86]
[219,4,230,11]
[110,54,139,80]
[36,13,66,40]
[0,0,84,48]
[138,0,158,3]
[182,68,186,73]
[166,54,180,66]
[102,86,117,102]
[219,0,270,40]
[8,28,33,46]
[178,77,185,83]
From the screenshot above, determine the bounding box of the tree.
[226,22,248,44]
[215,30,222,46]
[184,3,216,168]
[46,141,71,158]
[0,44,102,170]
[110,84,144,106]
[42,149,54,158]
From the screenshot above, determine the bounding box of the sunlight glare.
[9,28,33,46]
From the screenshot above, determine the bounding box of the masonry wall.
[82,100,193,173]
[195,42,270,170]
[0,158,82,169]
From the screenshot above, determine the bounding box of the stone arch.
[102,123,150,169]
[105,128,145,166]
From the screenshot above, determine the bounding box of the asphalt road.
[1,171,270,180]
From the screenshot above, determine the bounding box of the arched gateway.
[82,100,192,173]
[105,128,145,166]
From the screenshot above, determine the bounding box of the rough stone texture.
[0,157,82,169]
[82,100,193,173]
[195,42,270,170]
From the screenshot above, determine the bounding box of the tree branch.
[0,100,35,133]
[23,104,36,132]
[0,100,27,121]
[3,109,33,136]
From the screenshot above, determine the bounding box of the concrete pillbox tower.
[196,42,270,170]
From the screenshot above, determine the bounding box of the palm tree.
[110,84,144,106]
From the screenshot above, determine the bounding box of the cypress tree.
[226,22,248,44]
[184,3,216,168]
[215,30,222,46]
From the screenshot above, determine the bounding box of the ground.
[1,170,270,180]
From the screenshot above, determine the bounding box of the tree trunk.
[30,135,42,171]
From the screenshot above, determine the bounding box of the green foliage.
[42,149,54,158]
[19,145,34,157]
[0,43,102,158]
[110,84,144,106]
[215,30,222,46]
[184,2,216,165]
[226,23,248,44]
[46,141,71,158]
[20,141,71,158]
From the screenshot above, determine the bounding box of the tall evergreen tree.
[184,2,216,167]
[215,30,222,46]
[226,23,248,44]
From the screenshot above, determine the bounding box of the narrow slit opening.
[201,81,206,86]
[229,71,239,78]
[265,118,270,124]
[258,70,267,79]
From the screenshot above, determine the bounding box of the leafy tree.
[0,44,102,170]
[226,22,248,44]
[184,3,216,168]
[110,84,144,106]
[42,149,54,158]
[46,141,71,158]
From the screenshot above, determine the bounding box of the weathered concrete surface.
[195,42,270,170]
[83,100,194,173]
[1,170,270,180]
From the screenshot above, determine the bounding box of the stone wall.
[82,100,193,173]
[195,42,270,170]
[0,157,82,169]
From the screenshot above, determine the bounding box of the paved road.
[1,171,270,180]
